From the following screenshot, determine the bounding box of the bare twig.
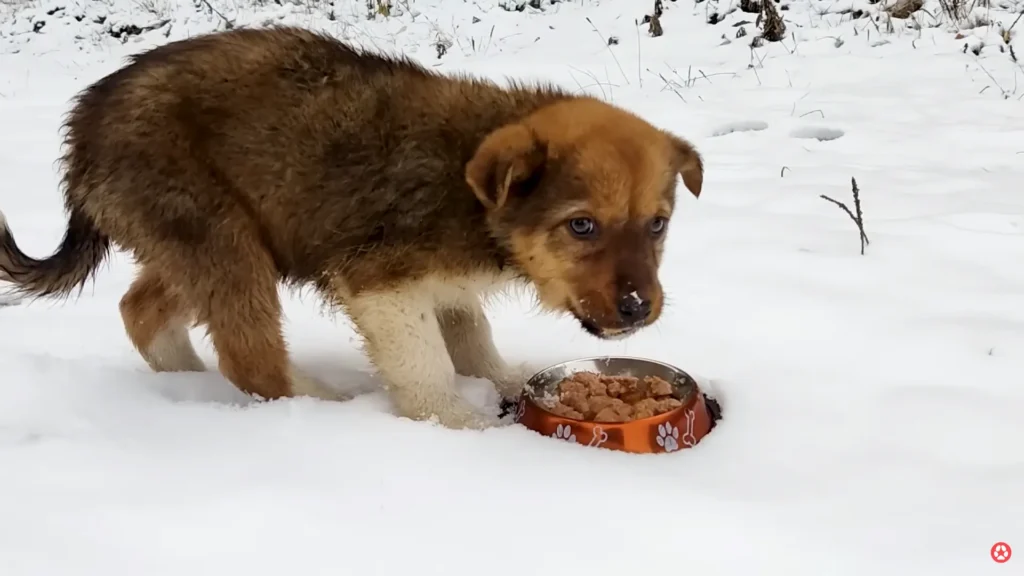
[820,177,870,255]
[937,0,967,23]
[198,0,234,29]
[636,20,643,88]
[1008,10,1024,34]
[586,17,630,85]
[655,72,687,102]
[975,60,1011,97]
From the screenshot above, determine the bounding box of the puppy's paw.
[433,404,502,430]
[400,395,501,430]
[288,365,354,402]
[490,361,536,400]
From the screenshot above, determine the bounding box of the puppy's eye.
[568,217,597,238]
[650,217,668,235]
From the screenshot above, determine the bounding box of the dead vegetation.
[937,0,969,21]
[758,0,788,40]
[821,178,870,256]
[4,0,1022,96]
[640,0,665,37]
[885,0,925,18]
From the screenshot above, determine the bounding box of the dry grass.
[937,0,970,21]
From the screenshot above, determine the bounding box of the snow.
[1,0,1024,574]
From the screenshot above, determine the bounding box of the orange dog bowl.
[511,356,721,454]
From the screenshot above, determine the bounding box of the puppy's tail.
[0,205,111,300]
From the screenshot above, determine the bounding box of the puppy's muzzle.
[575,290,655,340]
[616,292,652,325]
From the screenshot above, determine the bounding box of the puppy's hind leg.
[346,289,499,430]
[119,265,205,373]
[170,226,346,403]
[437,300,531,400]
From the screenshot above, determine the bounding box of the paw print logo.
[551,423,577,443]
[656,422,680,452]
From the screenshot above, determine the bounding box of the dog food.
[539,371,683,422]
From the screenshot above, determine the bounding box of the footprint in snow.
[709,120,769,137]
[790,126,845,141]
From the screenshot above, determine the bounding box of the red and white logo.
[991,542,1012,564]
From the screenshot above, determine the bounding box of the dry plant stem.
[937,0,967,22]
[635,20,643,87]
[820,177,870,255]
[585,17,630,86]
[1009,11,1024,34]
[198,0,234,29]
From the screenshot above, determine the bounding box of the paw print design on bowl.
[551,423,577,443]
[656,422,680,452]
[548,424,606,448]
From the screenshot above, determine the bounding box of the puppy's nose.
[617,292,652,323]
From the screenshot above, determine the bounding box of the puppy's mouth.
[576,316,643,341]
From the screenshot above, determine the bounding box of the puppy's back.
[59,27,569,285]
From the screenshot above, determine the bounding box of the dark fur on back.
[2,27,573,297]
[0,26,704,413]
[0,27,575,299]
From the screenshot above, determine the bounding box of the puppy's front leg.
[346,290,498,430]
[437,300,532,400]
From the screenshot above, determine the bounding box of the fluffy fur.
[0,26,704,429]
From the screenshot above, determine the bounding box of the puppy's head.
[465,97,703,340]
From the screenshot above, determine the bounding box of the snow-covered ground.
[2,0,1023,574]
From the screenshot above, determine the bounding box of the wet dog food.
[539,371,682,422]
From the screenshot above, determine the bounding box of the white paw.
[434,408,502,430]
[492,362,536,399]
[402,396,501,430]
[288,366,353,402]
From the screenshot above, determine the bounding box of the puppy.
[0,26,704,429]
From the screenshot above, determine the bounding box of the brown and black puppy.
[0,26,704,429]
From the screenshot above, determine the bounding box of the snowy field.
[1,0,1024,574]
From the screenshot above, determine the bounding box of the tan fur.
[478,99,702,334]
[0,27,704,428]
[118,265,205,373]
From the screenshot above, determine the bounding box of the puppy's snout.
[617,292,652,324]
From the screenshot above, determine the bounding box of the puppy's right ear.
[666,132,704,199]
[465,123,547,211]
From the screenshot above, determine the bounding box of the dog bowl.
[511,356,721,454]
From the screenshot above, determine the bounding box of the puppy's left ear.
[466,123,547,211]
[666,133,704,199]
